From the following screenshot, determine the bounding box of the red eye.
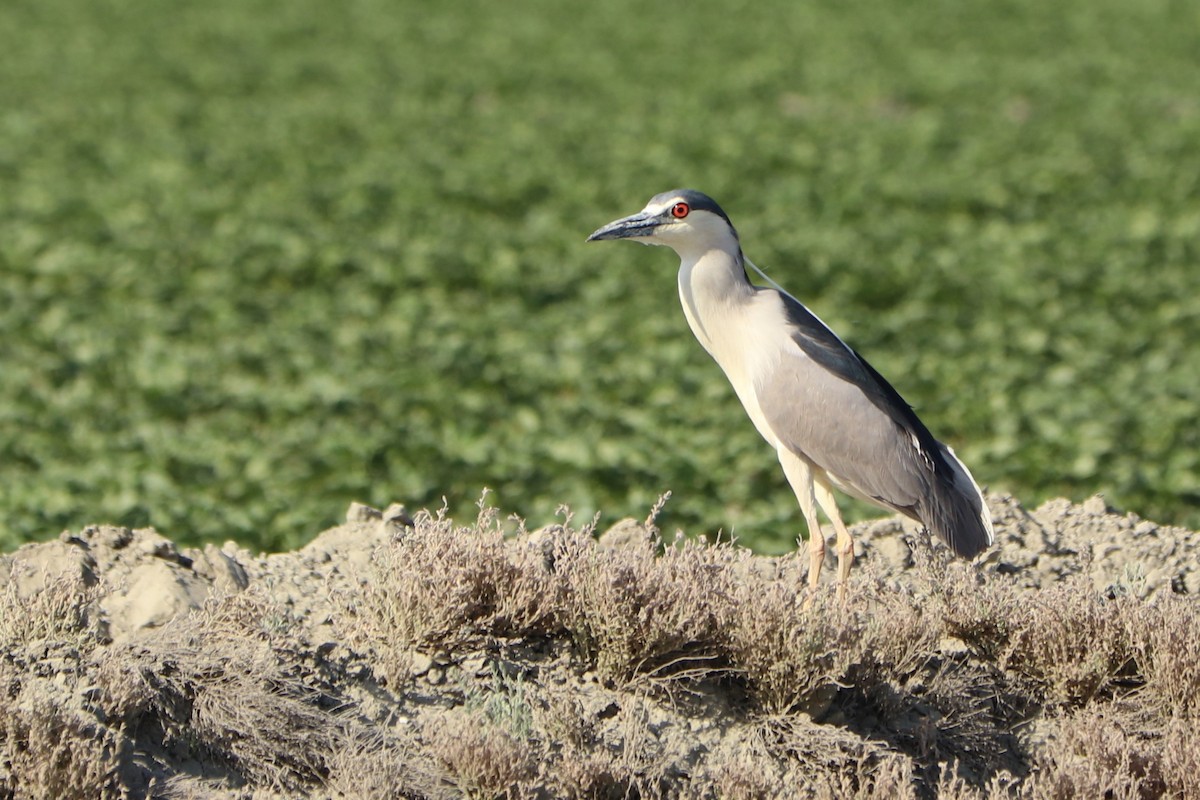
[671,202,690,219]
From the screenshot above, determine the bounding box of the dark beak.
[586,210,661,242]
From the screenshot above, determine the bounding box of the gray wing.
[757,348,930,515]
[754,289,943,516]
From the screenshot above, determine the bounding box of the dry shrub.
[906,658,1024,785]
[749,714,919,799]
[423,707,538,799]
[1157,717,1200,798]
[532,687,631,798]
[324,727,446,800]
[600,696,686,799]
[927,560,1134,708]
[350,506,561,681]
[94,590,344,793]
[555,529,737,686]
[1025,706,1165,800]
[925,559,1019,660]
[724,564,860,715]
[549,751,631,800]
[0,570,105,650]
[850,578,1016,782]
[0,574,120,798]
[1022,709,1200,799]
[0,679,124,800]
[1128,594,1200,718]
[854,574,943,679]
[695,746,786,800]
[808,756,918,800]
[533,683,685,799]
[935,764,1022,800]
[688,723,799,799]
[1001,577,1134,707]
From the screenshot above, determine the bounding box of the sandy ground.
[1,493,1197,798]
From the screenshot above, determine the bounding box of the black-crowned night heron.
[588,189,994,600]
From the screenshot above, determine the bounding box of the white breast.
[678,257,801,451]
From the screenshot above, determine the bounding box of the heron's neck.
[676,246,754,351]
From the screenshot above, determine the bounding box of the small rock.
[460,654,488,676]
[1133,521,1159,538]
[409,651,434,676]
[346,502,382,523]
[426,667,446,686]
[382,504,416,527]
[734,556,779,583]
[873,535,911,572]
[1082,495,1111,516]
[303,520,392,570]
[103,561,211,641]
[136,532,181,561]
[526,525,566,569]
[76,525,134,550]
[598,518,654,550]
[190,545,250,594]
[938,636,971,656]
[5,539,98,597]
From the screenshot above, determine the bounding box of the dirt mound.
[1,494,1198,798]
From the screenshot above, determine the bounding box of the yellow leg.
[814,479,854,604]
[778,449,826,603]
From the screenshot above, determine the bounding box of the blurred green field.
[1,0,1197,553]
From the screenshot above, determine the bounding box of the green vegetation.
[1,0,1196,552]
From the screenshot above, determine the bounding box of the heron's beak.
[586,210,661,242]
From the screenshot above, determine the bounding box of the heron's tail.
[919,445,994,559]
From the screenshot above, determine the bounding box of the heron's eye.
[671,202,690,219]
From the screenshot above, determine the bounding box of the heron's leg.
[814,478,854,603]
[778,449,825,599]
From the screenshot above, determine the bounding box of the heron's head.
[587,189,739,258]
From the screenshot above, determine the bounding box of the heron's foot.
[802,587,819,610]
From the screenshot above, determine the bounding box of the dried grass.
[555,529,737,686]
[1026,706,1164,800]
[925,558,1019,661]
[0,572,123,798]
[3,505,1200,798]
[348,505,562,683]
[93,589,346,793]
[747,713,920,799]
[724,570,859,715]
[0,570,105,650]
[423,707,539,799]
[1128,594,1200,718]
[853,574,944,680]
[692,744,787,800]
[925,559,1142,707]
[0,683,125,800]
[935,764,1023,800]
[324,726,447,800]
[531,678,699,798]
[1000,577,1135,707]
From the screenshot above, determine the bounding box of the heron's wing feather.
[756,347,927,513]
[773,291,943,456]
[752,288,948,512]
[750,288,994,557]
